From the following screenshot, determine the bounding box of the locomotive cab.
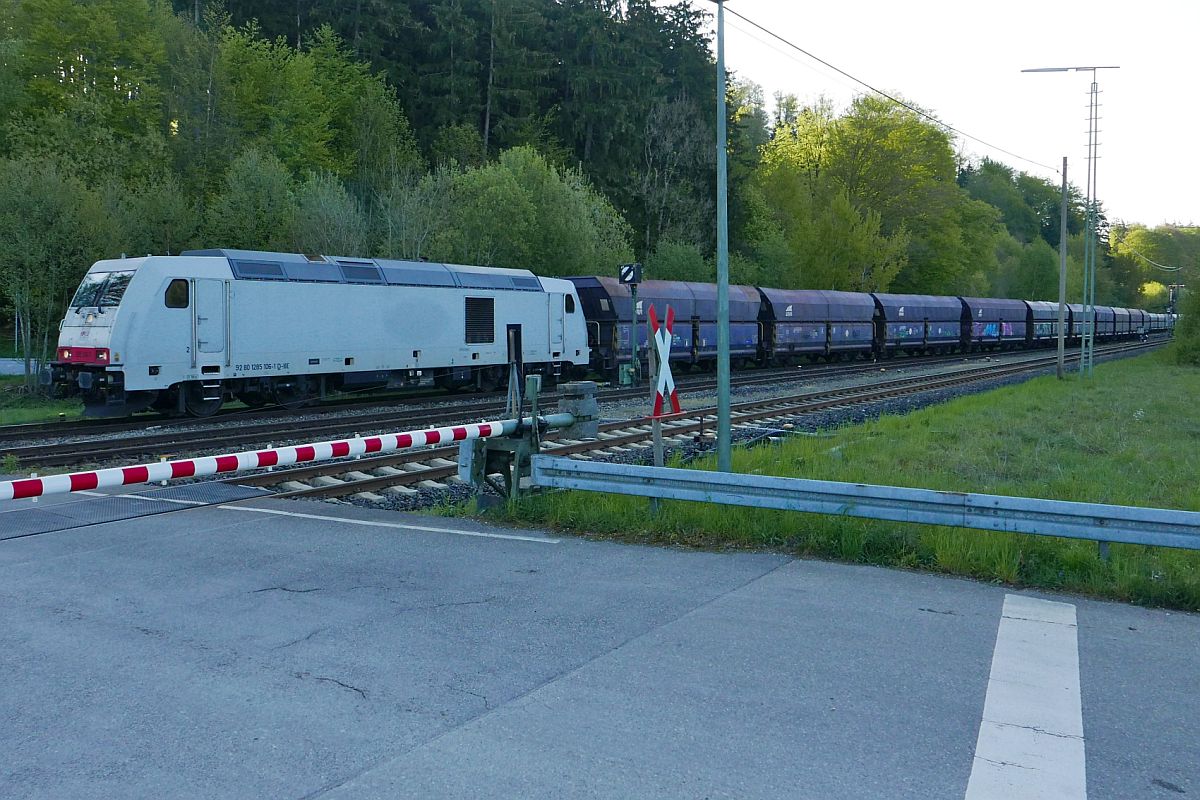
[46,261,146,415]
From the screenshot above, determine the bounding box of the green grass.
[499,348,1200,610]
[0,376,81,425]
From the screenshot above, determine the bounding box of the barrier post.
[459,380,597,505]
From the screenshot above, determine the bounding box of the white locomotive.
[47,249,590,416]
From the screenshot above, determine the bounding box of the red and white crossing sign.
[647,304,681,417]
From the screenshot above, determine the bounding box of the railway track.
[0,346,1028,448]
[230,340,1161,502]
[0,340,1160,470]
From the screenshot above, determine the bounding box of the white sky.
[688,0,1199,228]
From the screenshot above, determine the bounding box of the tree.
[823,95,998,294]
[429,146,633,274]
[293,171,369,256]
[644,238,710,282]
[635,96,713,253]
[115,173,199,256]
[0,158,109,385]
[753,114,908,291]
[374,164,457,261]
[204,147,296,250]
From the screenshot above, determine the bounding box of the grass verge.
[0,376,80,425]
[500,348,1200,610]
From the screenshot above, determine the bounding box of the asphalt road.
[0,494,1196,799]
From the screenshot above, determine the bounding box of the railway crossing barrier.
[0,382,598,503]
[460,378,599,501]
[530,456,1200,551]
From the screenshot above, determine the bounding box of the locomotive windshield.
[70,270,135,308]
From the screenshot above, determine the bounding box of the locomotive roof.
[182,249,546,291]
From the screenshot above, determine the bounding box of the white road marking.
[65,489,206,505]
[965,594,1086,799]
[115,493,208,505]
[221,505,560,544]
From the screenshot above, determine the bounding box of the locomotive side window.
[164,279,190,308]
[465,297,495,344]
[565,294,576,313]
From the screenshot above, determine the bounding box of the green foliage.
[113,173,199,256]
[0,0,1183,381]
[429,146,633,274]
[0,157,109,384]
[754,119,908,291]
[508,351,1200,610]
[992,235,1058,301]
[1111,223,1199,310]
[293,171,369,256]
[204,147,296,250]
[373,164,456,261]
[645,239,711,282]
[430,122,486,169]
[1173,288,1200,366]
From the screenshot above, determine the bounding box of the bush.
[1173,289,1200,366]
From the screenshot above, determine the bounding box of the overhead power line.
[723,5,1061,175]
[1125,245,1184,272]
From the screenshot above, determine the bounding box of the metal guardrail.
[530,456,1200,551]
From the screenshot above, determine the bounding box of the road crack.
[295,671,367,700]
[252,586,322,594]
[273,628,325,650]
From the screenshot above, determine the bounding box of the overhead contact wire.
[724,6,1061,175]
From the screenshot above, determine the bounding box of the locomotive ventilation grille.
[465,297,495,344]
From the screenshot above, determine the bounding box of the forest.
[0,0,1195,376]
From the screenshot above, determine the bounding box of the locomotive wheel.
[183,382,223,417]
[270,376,316,409]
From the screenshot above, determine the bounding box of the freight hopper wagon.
[48,250,589,416]
[871,294,964,356]
[567,277,761,377]
[961,297,1028,350]
[757,289,876,362]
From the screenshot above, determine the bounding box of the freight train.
[573,277,1174,376]
[45,249,1173,416]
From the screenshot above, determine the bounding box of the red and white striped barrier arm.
[0,417,534,502]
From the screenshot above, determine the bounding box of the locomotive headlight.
[62,349,70,359]
[97,350,107,360]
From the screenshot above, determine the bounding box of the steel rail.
[257,341,1159,501]
[2,340,1159,469]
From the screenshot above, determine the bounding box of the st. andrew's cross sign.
[647,304,681,417]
